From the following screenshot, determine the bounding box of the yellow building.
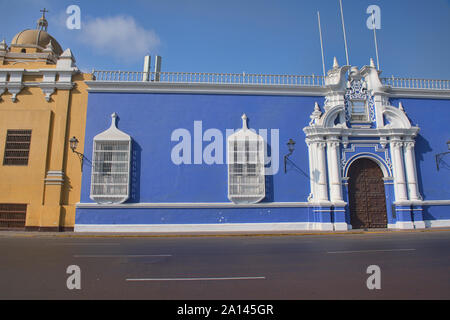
[0,12,91,231]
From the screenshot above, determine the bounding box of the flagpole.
[372,11,380,70]
[339,0,350,66]
[317,11,326,77]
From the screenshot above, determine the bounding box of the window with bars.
[3,130,32,166]
[227,115,265,204]
[90,113,132,204]
[350,100,368,122]
[90,140,131,204]
[0,204,27,229]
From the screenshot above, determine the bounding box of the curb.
[1,228,450,239]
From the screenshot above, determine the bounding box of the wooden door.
[348,158,387,229]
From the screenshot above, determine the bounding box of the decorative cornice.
[85,81,328,96]
[76,201,315,209]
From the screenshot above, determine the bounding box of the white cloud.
[79,15,160,62]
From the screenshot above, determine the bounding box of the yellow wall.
[0,64,91,230]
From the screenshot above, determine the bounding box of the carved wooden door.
[348,158,387,229]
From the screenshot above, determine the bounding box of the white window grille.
[90,113,131,204]
[350,100,368,121]
[227,114,265,204]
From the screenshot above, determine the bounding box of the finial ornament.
[314,101,320,112]
[111,112,118,127]
[309,102,322,126]
[333,57,339,69]
[399,102,404,112]
[370,58,376,68]
[241,113,248,130]
[37,8,49,31]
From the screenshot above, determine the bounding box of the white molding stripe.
[75,222,313,233]
[74,219,450,233]
[387,88,450,100]
[84,82,450,99]
[394,200,450,206]
[85,81,328,96]
[76,201,314,209]
[424,219,450,228]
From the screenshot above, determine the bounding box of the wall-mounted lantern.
[284,138,296,173]
[435,140,450,171]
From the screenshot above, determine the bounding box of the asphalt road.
[0,230,449,300]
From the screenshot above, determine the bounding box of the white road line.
[74,254,172,258]
[47,243,121,246]
[126,276,266,281]
[327,248,416,254]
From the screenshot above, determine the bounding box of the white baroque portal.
[303,58,424,230]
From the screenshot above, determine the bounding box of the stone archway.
[348,158,388,229]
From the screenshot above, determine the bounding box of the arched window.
[90,113,131,204]
[227,114,265,204]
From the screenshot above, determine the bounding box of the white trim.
[387,88,450,99]
[413,221,426,229]
[75,222,314,233]
[76,201,313,209]
[393,221,415,229]
[424,219,450,228]
[333,222,350,231]
[394,200,450,206]
[74,220,450,233]
[86,81,328,96]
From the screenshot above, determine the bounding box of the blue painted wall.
[76,92,450,227]
[390,98,450,201]
[81,93,324,204]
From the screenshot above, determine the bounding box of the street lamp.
[435,140,450,171]
[284,139,296,173]
[69,136,79,152]
[69,136,88,171]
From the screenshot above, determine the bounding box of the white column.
[306,139,317,201]
[316,142,329,201]
[390,140,408,201]
[327,140,343,202]
[404,141,421,201]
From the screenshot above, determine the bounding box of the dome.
[11,29,63,55]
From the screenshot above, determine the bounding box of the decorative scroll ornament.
[344,77,375,123]
[309,102,322,126]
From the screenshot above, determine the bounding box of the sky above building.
[1,0,450,78]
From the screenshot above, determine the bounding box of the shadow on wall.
[129,140,142,203]
[263,141,274,202]
[414,134,432,199]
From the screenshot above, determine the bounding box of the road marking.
[126,276,266,281]
[47,243,121,246]
[74,254,172,258]
[327,248,416,254]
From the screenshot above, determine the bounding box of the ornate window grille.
[350,100,368,121]
[227,114,265,204]
[3,130,32,166]
[90,113,131,204]
[0,204,27,229]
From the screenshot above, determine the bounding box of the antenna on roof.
[339,0,350,66]
[370,9,380,70]
[317,11,326,77]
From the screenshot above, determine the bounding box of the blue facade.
[75,66,450,232]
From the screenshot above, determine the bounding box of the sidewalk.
[1,227,450,238]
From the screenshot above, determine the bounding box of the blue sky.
[1,0,449,78]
